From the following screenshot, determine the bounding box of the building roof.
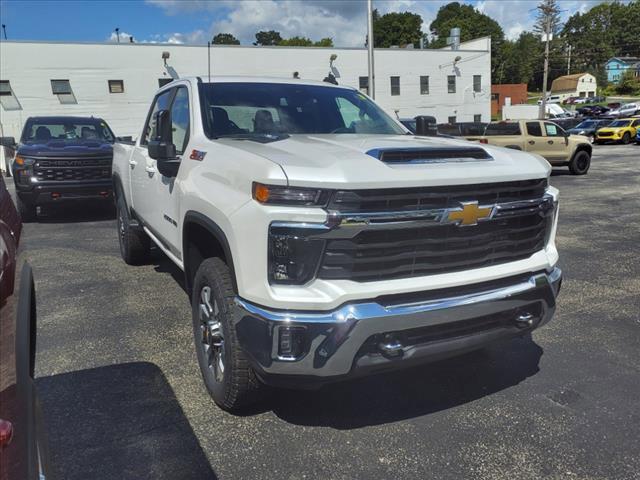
[550,73,593,93]
[607,57,640,65]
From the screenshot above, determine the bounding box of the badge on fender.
[189,150,207,161]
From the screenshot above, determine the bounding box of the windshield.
[199,82,405,138]
[21,119,115,143]
[608,120,631,127]
[575,120,598,129]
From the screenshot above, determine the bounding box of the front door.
[542,122,570,163]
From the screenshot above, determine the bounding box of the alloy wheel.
[199,286,225,382]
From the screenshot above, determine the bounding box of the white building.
[549,73,597,102]
[0,38,491,171]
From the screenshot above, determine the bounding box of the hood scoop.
[367,147,493,165]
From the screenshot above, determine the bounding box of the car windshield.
[608,120,631,127]
[199,82,405,138]
[575,120,598,129]
[22,119,115,143]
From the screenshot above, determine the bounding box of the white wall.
[0,39,491,170]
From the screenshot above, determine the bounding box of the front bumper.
[234,267,562,388]
[14,180,113,205]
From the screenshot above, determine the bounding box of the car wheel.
[17,196,36,223]
[621,132,631,144]
[569,150,591,175]
[192,257,263,412]
[116,196,150,265]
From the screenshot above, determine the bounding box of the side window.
[170,87,190,155]
[544,122,564,137]
[141,89,173,145]
[526,122,543,137]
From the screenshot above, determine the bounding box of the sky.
[0,0,610,47]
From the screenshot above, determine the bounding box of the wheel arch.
[572,143,592,160]
[182,211,238,295]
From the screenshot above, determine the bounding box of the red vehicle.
[0,175,51,479]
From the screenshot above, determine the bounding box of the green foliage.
[253,30,282,46]
[372,9,423,48]
[212,33,240,45]
[616,70,640,95]
[496,32,543,88]
[278,36,314,47]
[314,37,334,47]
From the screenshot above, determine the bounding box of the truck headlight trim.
[268,223,327,285]
[253,182,330,206]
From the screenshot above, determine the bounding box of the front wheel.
[17,196,36,222]
[621,132,631,145]
[192,258,263,412]
[569,150,591,175]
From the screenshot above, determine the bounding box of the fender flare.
[182,211,238,294]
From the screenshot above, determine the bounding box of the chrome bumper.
[234,267,562,387]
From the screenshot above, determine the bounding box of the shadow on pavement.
[266,336,543,430]
[36,362,216,480]
[36,201,116,223]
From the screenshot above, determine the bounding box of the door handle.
[129,160,137,168]
[145,166,156,175]
[547,140,554,144]
[528,140,535,145]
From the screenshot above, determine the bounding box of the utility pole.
[1,24,6,40]
[115,27,120,43]
[539,14,551,120]
[566,44,571,75]
[366,0,375,99]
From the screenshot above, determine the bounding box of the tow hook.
[515,312,535,328]
[378,334,404,358]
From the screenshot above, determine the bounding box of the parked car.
[111,77,562,411]
[0,116,116,221]
[577,105,610,117]
[436,122,488,138]
[608,103,639,118]
[595,118,640,144]
[636,127,640,145]
[538,95,562,105]
[567,119,612,144]
[474,120,592,174]
[0,175,52,480]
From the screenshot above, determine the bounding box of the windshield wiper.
[213,132,290,144]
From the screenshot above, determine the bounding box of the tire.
[621,132,631,145]
[116,196,150,265]
[191,257,263,412]
[17,196,36,223]
[569,150,591,175]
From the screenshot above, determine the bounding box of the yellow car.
[595,118,640,144]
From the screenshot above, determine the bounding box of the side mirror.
[0,137,16,148]
[414,116,438,136]
[148,110,180,177]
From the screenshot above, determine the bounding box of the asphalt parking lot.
[16,143,640,479]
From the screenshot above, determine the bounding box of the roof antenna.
[207,41,211,83]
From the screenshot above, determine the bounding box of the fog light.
[278,326,306,359]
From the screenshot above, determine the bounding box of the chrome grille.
[318,179,553,282]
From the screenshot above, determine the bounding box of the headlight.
[268,223,326,285]
[253,182,330,206]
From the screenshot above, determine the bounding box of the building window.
[50,79,77,104]
[359,76,369,95]
[390,76,400,96]
[491,93,500,101]
[158,78,173,88]
[419,76,429,95]
[447,75,456,93]
[108,80,124,94]
[474,114,482,123]
[448,116,456,124]
[0,80,22,111]
[473,75,482,93]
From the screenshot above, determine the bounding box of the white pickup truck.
[112,77,562,411]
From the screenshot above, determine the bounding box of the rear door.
[130,88,175,228]
[523,121,547,156]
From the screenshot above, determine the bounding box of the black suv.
[0,116,116,221]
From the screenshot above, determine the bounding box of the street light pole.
[539,15,551,120]
[366,0,375,99]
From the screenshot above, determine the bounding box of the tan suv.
[470,120,592,175]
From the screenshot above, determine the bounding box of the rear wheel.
[569,150,591,175]
[621,132,631,144]
[191,257,263,412]
[116,196,150,265]
[17,196,36,223]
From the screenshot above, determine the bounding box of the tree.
[429,2,505,75]
[373,10,423,48]
[616,70,640,95]
[254,30,282,46]
[212,33,240,45]
[314,37,334,47]
[534,0,562,38]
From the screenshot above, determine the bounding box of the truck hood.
[218,134,550,189]
[18,140,113,158]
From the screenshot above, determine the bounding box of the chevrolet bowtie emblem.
[445,201,494,226]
